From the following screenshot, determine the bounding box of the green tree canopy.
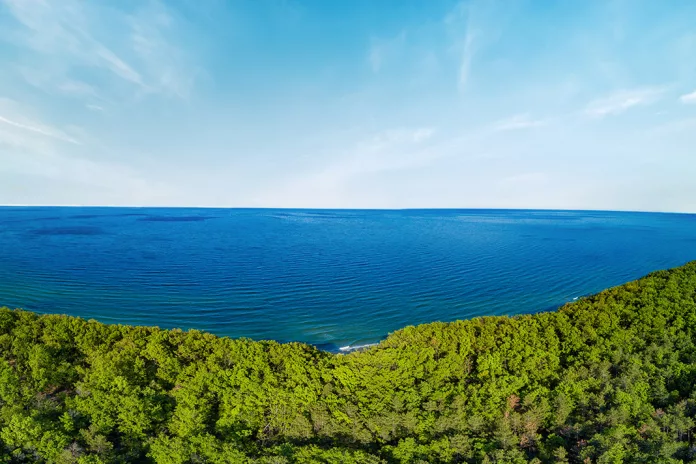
[1,261,696,463]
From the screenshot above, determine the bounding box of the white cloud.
[93,44,144,86]
[338,127,439,177]
[446,0,516,93]
[2,0,141,84]
[367,31,406,73]
[491,114,546,132]
[57,80,99,97]
[0,0,196,101]
[129,2,197,98]
[368,45,384,73]
[458,28,478,90]
[0,115,80,145]
[680,90,696,104]
[365,127,435,149]
[0,99,81,145]
[585,87,664,118]
[445,2,480,91]
[253,126,443,206]
[0,99,170,204]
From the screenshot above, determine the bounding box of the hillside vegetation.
[1,262,696,463]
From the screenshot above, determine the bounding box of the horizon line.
[0,204,693,215]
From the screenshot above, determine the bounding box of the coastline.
[2,260,693,354]
[1,261,696,462]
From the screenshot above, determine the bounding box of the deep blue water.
[0,207,695,351]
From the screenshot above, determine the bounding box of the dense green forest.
[1,262,696,463]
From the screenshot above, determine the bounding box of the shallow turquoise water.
[0,207,695,351]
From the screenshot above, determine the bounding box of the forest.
[1,261,696,463]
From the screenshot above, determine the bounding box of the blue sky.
[0,0,695,211]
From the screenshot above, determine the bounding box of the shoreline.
[1,261,695,462]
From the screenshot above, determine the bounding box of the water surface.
[1,207,695,351]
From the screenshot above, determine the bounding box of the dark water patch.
[29,226,106,236]
[1,216,63,224]
[311,342,341,352]
[69,214,101,219]
[138,216,217,222]
[111,213,149,218]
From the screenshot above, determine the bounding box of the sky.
[0,0,695,212]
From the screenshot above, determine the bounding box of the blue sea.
[0,207,695,351]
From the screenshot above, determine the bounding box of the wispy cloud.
[458,28,478,90]
[1,0,694,210]
[2,0,141,84]
[0,98,170,204]
[445,0,517,93]
[365,127,435,148]
[0,0,196,101]
[256,126,441,206]
[86,104,105,112]
[0,99,80,145]
[445,2,481,91]
[680,90,696,104]
[367,31,406,73]
[57,80,99,98]
[128,1,197,98]
[584,87,664,118]
[336,127,439,177]
[491,114,546,132]
[0,115,80,145]
[92,44,144,86]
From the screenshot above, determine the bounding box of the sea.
[0,207,695,352]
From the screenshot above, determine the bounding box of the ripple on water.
[138,216,217,222]
[0,207,695,349]
[29,226,106,236]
